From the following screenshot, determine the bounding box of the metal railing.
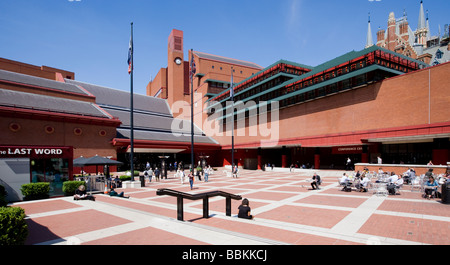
[156,188,242,221]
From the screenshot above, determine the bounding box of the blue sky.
[1,0,449,95]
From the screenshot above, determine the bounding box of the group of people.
[338,171,371,192]
[73,185,129,201]
[422,168,449,199]
[143,166,162,182]
[177,166,213,190]
[337,167,449,198]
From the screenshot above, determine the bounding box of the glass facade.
[31,158,70,197]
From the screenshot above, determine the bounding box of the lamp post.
[158,155,170,179]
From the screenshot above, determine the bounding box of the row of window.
[8,122,108,136]
[212,50,424,122]
[213,64,310,102]
[218,72,373,125]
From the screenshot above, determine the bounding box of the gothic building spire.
[418,0,426,29]
[366,13,374,48]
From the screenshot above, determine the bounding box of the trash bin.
[442,182,450,204]
[139,175,145,187]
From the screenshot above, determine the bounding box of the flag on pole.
[229,68,234,99]
[127,36,133,74]
[189,53,196,81]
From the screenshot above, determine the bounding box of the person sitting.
[386,172,400,195]
[405,168,416,184]
[113,176,122,188]
[388,172,399,184]
[74,185,95,201]
[424,176,439,199]
[310,173,321,190]
[109,188,129,199]
[358,175,370,192]
[339,173,349,190]
[238,198,253,220]
[393,174,404,194]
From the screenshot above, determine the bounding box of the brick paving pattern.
[11,168,450,245]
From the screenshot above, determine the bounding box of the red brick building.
[149,29,449,170]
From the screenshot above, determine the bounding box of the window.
[436,49,443,59]
[31,158,70,197]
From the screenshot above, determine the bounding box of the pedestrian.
[232,165,238,178]
[144,170,149,183]
[147,167,153,182]
[155,167,160,182]
[346,157,352,170]
[377,156,382,164]
[189,170,194,190]
[204,166,209,182]
[179,169,185,184]
[238,198,253,220]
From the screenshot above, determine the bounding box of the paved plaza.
[12,168,450,246]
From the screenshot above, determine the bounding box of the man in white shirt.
[388,173,399,184]
[340,173,349,184]
[358,175,370,192]
[377,156,382,164]
[339,173,350,190]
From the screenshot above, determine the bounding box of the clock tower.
[167,29,185,108]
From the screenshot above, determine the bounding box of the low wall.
[355,163,449,175]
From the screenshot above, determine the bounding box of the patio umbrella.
[73,156,89,167]
[80,155,123,166]
[73,155,124,193]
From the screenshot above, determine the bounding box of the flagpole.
[130,22,135,182]
[231,67,234,175]
[190,49,194,172]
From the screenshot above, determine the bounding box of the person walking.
[232,165,238,178]
[188,170,194,190]
[147,167,153,182]
[179,169,185,184]
[204,165,212,182]
[154,167,160,182]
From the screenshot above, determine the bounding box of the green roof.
[213,64,404,121]
[207,45,429,119]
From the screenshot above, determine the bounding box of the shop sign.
[332,145,363,154]
[0,146,71,158]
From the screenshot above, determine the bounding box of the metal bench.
[156,188,242,221]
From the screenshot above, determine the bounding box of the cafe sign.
[0,146,72,158]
